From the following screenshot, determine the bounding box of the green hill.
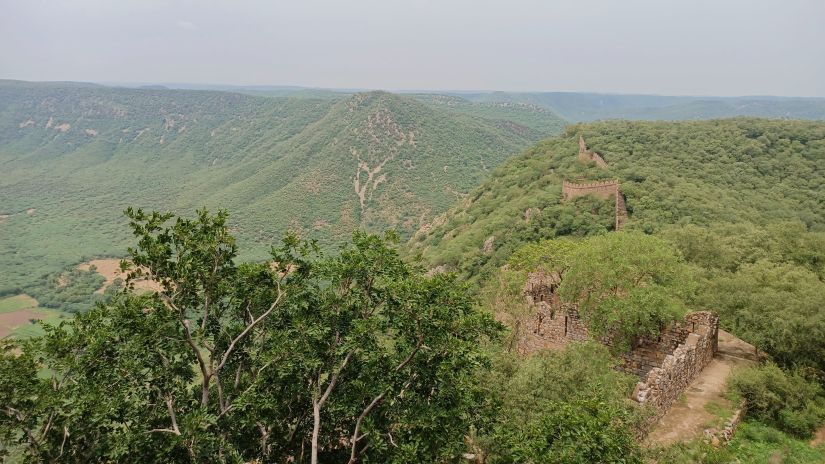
[0,81,564,294]
[408,118,825,282]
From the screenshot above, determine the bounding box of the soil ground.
[78,258,162,293]
[812,425,825,447]
[0,308,46,338]
[646,330,759,447]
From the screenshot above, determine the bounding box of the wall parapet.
[632,311,720,430]
[578,135,608,168]
[562,179,620,190]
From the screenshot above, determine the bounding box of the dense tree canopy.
[478,343,642,463]
[0,209,500,463]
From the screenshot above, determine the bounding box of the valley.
[0,80,564,300]
[2,80,825,463]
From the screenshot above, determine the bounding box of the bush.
[480,343,643,463]
[728,363,825,438]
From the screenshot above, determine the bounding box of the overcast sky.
[1,0,823,96]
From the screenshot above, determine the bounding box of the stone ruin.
[563,136,628,230]
[522,271,719,430]
[578,134,608,168]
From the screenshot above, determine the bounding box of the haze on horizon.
[1,0,824,97]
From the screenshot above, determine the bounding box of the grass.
[0,294,38,313]
[648,421,825,463]
[8,308,68,339]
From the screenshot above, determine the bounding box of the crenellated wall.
[567,135,628,230]
[561,179,628,231]
[562,179,621,201]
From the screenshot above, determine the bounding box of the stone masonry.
[564,136,628,230]
[521,272,720,429]
[631,311,719,429]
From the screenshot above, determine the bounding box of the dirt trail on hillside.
[646,330,758,447]
[812,426,825,447]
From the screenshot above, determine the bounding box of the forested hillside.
[409,118,825,282]
[406,118,825,462]
[0,80,564,295]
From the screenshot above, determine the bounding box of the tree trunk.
[311,400,321,464]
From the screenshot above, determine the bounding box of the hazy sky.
[1,0,824,96]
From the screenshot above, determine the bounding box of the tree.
[703,260,825,374]
[557,232,692,351]
[479,343,642,463]
[1,209,500,463]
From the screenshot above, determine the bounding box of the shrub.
[728,363,825,438]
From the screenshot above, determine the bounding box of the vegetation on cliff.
[410,118,825,282]
[408,118,825,460]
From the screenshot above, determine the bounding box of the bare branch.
[347,337,423,464]
[318,351,352,408]
[165,395,181,435]
[58,426,68,459]
[312,351,353,464]
[348,392,385,463]
[216,282,284,373]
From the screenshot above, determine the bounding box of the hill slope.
[0,81,563,293]
[408,118,825,281]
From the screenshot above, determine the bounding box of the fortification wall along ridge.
[579,134,608,168]
[632,311,719,430]
[562,179,621,201]
[564,136,628,230]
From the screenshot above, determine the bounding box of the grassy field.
[0,294,37,313]
[0,294,68,339]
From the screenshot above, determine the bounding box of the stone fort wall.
[578,134,608,168]
[562,179,620,201]
[632,311,719,429]
[521,273,719,428]
[567,135,628,230]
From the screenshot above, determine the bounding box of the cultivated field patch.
[0,308,51,338]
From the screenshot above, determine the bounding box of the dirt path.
[646,330,758,447]
[812,425,825,447]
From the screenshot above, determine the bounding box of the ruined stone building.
[521,271,719,430]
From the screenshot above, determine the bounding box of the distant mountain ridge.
[447,91,825,121]
[0,80,563,292]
